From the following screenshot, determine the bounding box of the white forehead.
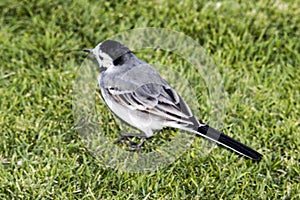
[92,42,114,68]
[93,42,102,54]
[93,42,112,60]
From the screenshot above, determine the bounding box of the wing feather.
[106,83,194,125]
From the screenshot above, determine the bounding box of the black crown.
[100,40,131,62]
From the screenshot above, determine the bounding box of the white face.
[93,43,113,69]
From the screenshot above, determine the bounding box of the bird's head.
[84,40,132,69]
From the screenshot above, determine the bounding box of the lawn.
[1,0,299,199]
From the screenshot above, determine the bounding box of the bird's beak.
[83,48,103,70]
[83,49,93,54]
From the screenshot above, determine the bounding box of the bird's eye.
[99,55,103,60]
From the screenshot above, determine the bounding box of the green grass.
[1,0,300,199]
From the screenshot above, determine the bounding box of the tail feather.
[197,125,263,161]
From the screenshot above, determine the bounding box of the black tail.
[197,125,263,161]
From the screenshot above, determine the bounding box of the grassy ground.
[1,0,299,199]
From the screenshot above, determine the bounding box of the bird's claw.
[114,133,146,151]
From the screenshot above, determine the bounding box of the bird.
[84,39,263,161]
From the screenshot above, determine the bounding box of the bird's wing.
[105,83,196,126]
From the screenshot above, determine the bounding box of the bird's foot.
[114,133,147,151]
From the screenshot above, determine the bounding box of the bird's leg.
[127,137,146,151]
[114,133,147,151]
